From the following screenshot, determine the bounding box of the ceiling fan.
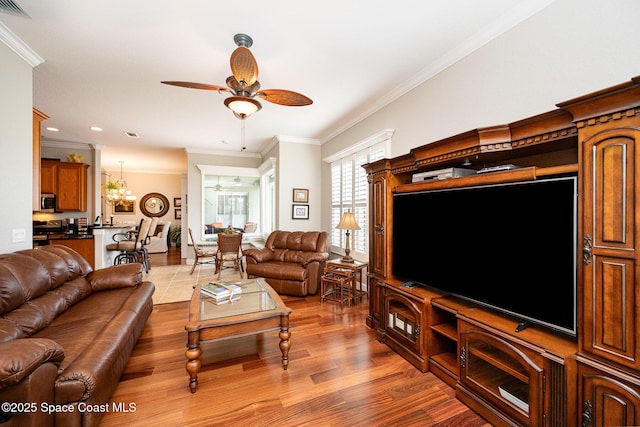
[161,33,313,120]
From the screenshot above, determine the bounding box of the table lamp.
[336,211,360,263]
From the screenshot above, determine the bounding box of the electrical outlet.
[12,228,26,243]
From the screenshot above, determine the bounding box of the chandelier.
[104,161,136,207]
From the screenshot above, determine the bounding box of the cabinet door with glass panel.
[458,321,544,426]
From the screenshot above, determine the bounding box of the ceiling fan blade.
[161,81,230,92]
[230,47,258,86]
[256,89,313,106]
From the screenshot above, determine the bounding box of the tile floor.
[146,263,244,304]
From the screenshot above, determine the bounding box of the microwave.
[40,193,57,212]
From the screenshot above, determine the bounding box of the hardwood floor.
[100,249,489,426]
[148,245,184,266]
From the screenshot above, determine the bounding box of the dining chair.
[243,222,258,233]
[188,227,217,275]
[215,231,244,276]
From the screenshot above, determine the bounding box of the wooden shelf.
[431,323,457,341]
[468,344,529,384]
[394,164,578,194]
[431,352,458,374]
[428,298,461,384]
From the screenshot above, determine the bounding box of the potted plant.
[168,224,181,246]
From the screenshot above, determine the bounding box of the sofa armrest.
[298,252,329,267]
[0,338,64,390]
[244,247,274,263]
[87,263,143,291]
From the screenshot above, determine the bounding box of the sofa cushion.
[2,278,91,337]
[0,338,64,390]
[0,253,52,314]
[87,263,142,291]
[0,318,24,342]
[18,245,93,286]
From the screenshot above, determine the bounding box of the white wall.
[100,169,182,226]
[320,0,640,233]
[277,139,322,231]
[0,42,33,253]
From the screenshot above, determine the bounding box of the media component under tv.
[392,176,577,337]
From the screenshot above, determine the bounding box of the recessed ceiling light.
[124,131,139,138]
[91,126,103,131]
[46,127,59,132]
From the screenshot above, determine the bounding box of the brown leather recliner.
[244,231,329,296]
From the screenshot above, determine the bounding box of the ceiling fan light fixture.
[224,96,261,119]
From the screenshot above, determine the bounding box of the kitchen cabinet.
[41,160,89,211]
[40,159,57,194]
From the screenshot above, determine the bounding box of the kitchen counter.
[92,226,132,269]
[49,234,94,240]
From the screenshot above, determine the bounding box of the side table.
[326,258,368,304]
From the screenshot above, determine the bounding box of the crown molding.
[0,21,43,67]
[323,128,394,163]
[260,134,321,157]
[41,138,92,151]
[276,135,321,145]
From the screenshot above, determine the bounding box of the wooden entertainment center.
[364,76,640,426]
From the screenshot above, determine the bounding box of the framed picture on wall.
[292,204,309,220]
[113,203,135,214]
[174,197,182,207]
[175,209,182,220]
[293,188,309,203]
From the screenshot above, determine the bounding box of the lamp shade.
[224,96,262,119]
[336,212,360,230]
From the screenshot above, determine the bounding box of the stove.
[33,220,65,246]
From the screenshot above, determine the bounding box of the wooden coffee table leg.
[279,314,291,370]
[185,332,202,393]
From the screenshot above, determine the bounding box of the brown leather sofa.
[0,245,154,427]
[244,231,329,296]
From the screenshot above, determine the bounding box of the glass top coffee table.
[185,278,292,393]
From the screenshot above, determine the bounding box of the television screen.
[392,176,577,336]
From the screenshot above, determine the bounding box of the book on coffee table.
[201,282,242,302]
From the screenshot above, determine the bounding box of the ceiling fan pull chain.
[241,120,246,151]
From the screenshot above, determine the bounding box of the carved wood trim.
[511,126,577,148]
[576,108,640,129]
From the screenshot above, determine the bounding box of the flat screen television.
[392,176,578,337]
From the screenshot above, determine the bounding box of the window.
[216,192,248,226]
[202,172,260,237]
[330,139,388,260]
